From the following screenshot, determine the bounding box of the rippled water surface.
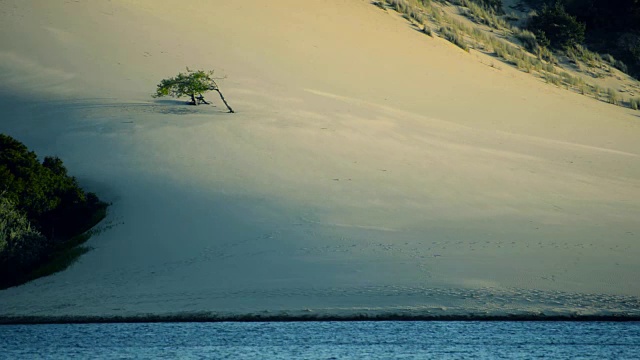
[1,321,639,359]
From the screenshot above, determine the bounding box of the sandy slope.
[1,0,639,318]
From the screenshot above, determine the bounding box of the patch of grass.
[422,23,433,36]
[431,6,443,23]
[409,7,425,23]
[578,82,589,95]
[491,39,515,60]
[471,27,489,42]
[630,98,640,110]
[514,29,538,52]
[559,71,578,86]
[387,0,426,24]
[593,84,603,99]
[392,0,409,13]
[536,46,558,65]
[440,26,469,51]
[607,88,620,105]
[457,0,508,30]
[569,45,603,69]
[515,58,532,72]
[544,72,562,86]
[543,62,556,74]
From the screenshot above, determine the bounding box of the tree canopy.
[153,68,235,113]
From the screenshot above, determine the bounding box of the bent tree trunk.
[214,89,234,113]
[196,94,210,105]
[189,93,197,105]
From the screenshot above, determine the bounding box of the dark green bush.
[0,134,107,289]
[527,3,586,49]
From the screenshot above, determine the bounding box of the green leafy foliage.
[0,196,48,277]
[0,134,107,289]
[154,68,235,112]
[154,69,214,103]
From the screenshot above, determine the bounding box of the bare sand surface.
[1,0,639,318]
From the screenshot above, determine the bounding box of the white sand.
[1,0,639,318]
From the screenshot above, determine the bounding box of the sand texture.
[1,0,639,319]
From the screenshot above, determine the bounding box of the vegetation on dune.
[526,3,585,50]
[440,26,469,51]
[375,0,640,111]
[0,134,107,289]
[525,0,640,78]
[153,68,235,113]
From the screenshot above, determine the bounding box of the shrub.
[0,134,108,289]
[527,3,586,50]
[630,98,640,110]
[0,196,49,281]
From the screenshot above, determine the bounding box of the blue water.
[1,321,639,359]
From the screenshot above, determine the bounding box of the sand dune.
[1,0,639,318]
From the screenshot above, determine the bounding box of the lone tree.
[153,68,234,113]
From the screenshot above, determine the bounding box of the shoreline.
[2,313,640,325]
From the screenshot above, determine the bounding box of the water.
[1,321,639,359]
